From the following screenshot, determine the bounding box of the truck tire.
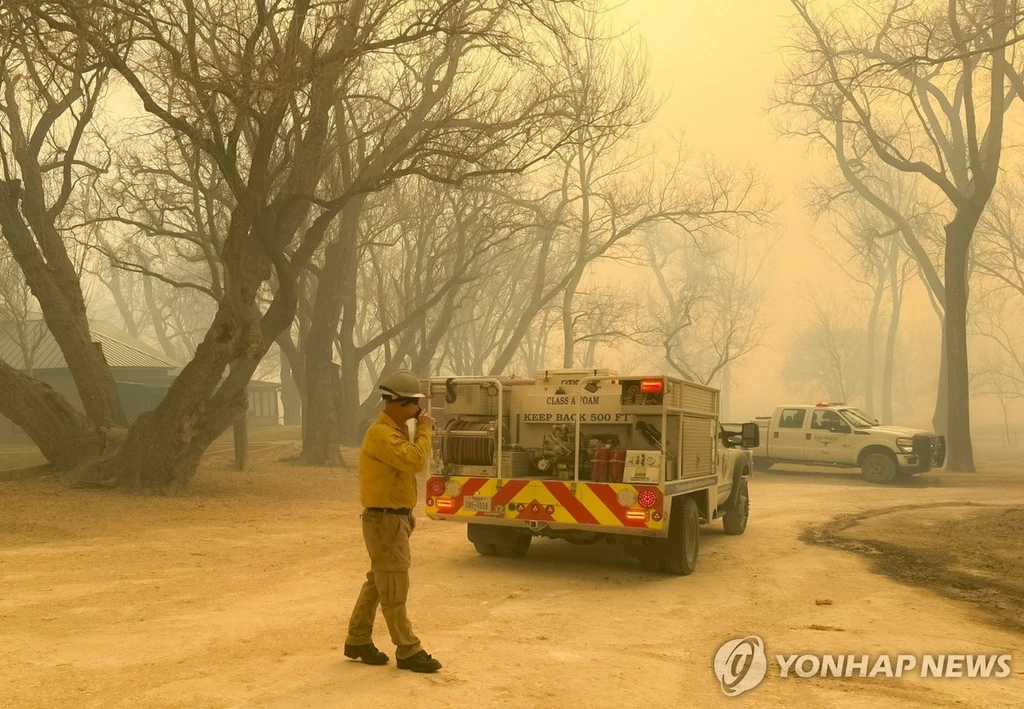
[861,452,898,485]
[472,541,499,556]
[639,558,663,573]
[494,533,532,557]
[722,478,749,535]
[663,498,700,576]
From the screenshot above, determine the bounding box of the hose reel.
[442,418,507,466]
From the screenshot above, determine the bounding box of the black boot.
[344,643,389,665]
[397,650,442,673]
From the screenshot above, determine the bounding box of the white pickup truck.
[751,403,946,484]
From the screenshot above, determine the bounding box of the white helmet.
[378,369,426,400]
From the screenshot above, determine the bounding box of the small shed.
[247,379,282,426]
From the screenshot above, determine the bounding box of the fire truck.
[423,369,759,575]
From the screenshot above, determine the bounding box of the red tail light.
[640,379,663,393]
[427,478,445,496]
[637,489,658,509]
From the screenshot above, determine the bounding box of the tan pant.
[345,509,422,659]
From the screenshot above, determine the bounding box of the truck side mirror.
[741,422,759,449]
[830,423,850,434]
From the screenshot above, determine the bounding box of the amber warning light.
[640,379,663,393]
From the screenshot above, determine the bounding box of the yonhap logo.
[713,635,1012,697]
[714,636,768,696]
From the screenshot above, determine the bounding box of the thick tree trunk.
[943,219,975,472]
[0,360,103,469]
[105,189,300,492]
[106,311,263,494]
[303,356,345,464]
[0,181,127,428]
[303,267,344,462]
[303,199,364,463]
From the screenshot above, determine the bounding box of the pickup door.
[769,407,810,460]
[805,408,858,464]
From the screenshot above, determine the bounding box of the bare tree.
[333,176,524,442]
[82,130,231,364]
[434,228,547,375]
[976,170,1024,298]
[805,174,928,423]
[514,307,560,375]
[292,0,587,461]
[645,225,773,387]
[570,283,646,368]
[526,7,775,369]
[5,0,524,491]
[0,7,127,448]
[780,0,1024,471]
[783,295,867,404]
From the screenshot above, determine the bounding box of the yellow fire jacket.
[359,411,433,510]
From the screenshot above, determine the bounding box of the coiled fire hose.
[442,419,499,466]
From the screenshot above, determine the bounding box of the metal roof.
[0,320,180,371]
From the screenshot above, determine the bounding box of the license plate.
[463,496,492,512]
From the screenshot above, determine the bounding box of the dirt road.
[2,440,1023,708]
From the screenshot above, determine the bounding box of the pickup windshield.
[840,408,876,429]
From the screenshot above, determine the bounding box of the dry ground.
[2,431,1024,708]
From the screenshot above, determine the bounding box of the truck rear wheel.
[639,558,663,573]
[468,524,532,557]
[722,478,749,535]
[663,498,700,576]
[861,452,898,485]
[494,533,532,557]
[472,541,499,556]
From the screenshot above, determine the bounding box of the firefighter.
[343,369,443,673]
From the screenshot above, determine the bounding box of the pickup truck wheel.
[472,541,499,556]
[722,479,749,535]
[663,498,700,576]
[494,533,532,557]
[639,558,663,573]
[861,452,898,485]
